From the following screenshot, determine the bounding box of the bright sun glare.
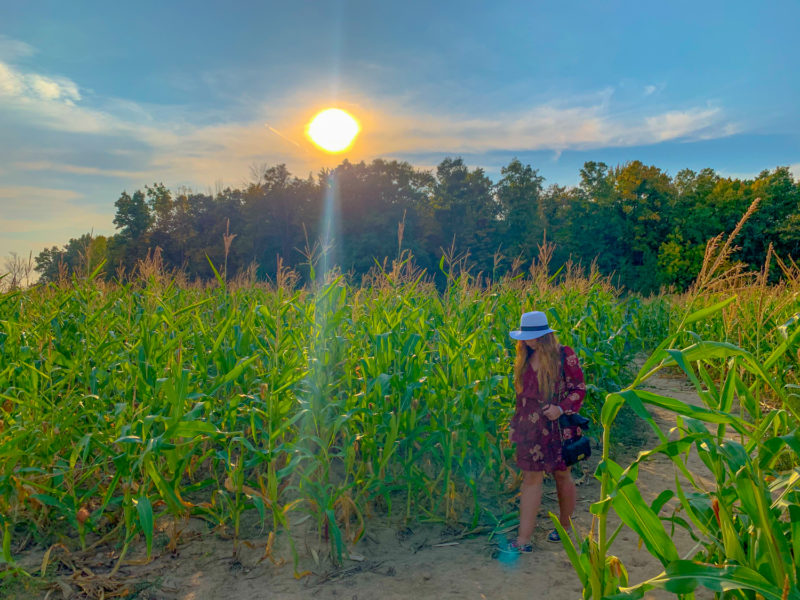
[306,108,360,153]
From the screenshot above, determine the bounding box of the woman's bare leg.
[517,470,544,544]
[553,468,576,527]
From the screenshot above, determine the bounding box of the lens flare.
[306,108,360,153]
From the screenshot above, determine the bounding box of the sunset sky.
[1,0,799,264]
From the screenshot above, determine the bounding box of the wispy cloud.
[642,108,725,143]
[0,35,35,60]
[13,161,150,179]
[642,83,667,97]
[365,102,731,155]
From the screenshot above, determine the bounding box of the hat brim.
[509,328,556,341]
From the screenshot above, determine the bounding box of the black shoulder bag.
[557,347,591,466]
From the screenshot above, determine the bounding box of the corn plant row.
[0,271,665,575]
[555,296,800,599]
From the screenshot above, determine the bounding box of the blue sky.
[1,0,798,265]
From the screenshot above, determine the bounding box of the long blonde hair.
[513,332,561,400]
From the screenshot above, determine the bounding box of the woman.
[506,310,586,552]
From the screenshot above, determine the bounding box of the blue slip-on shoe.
[547,529,561,543]
[499,539,533,554]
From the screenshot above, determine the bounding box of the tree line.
[31,157,800,293]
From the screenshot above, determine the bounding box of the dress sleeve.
[558,346,586,415]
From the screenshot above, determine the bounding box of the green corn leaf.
[759,429,800,470]
[733,476,791,584]
[30,494,69,512]
[683,296,737,325]
[624,560,800,600]
[714,492,747,565]
[205,254,225,288]
[548,512,587,588]
[764,312,800,370]
[650,490,674,515]
[164,420,222,440]
[173,297,213,318]
[87,258,107,282]
[604,459,679,566]
[2,522,14,565]
[145,461,184,515]
[631,389,749,435]
[69,433,92,470]
[325,508,344,563]
[135,496,154,558]
[601,392,626,428]
[789,505,800,569]
[212,354,260,391]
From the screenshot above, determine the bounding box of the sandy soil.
[7,369,719,600]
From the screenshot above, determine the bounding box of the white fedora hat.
[509,310,556,340]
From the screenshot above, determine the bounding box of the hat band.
[520,325,549,331]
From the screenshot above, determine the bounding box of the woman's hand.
[542,404,563,421]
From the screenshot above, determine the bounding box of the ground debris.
[313,560,385,586]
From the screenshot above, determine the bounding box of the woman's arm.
[558,346,586,415]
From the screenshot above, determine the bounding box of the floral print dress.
[509,345,586,472]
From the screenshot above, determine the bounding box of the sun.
[306,108,360,153]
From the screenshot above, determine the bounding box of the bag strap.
[555,345,567,441]
[559,345,568,398]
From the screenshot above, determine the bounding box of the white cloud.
[29,74,80,102]
[0,61,81,104]
[0,61,24,96]
[644,85,657,96]
[642,108,723,142]
[790,163,800,180]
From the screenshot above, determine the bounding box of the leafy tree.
[495,159,545,263]
[607,161,675,292]
[34,234,107,283]
[113,190,153,239]
[333,159,434,275]
[657,231,704,289]
[428,157,500,274]
[571,161,623,277]
[108,190,154,274]
[241,164,320,277]
[742,167,800,270]
[146,183,175,259]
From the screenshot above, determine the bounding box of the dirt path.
[9,369,718,600]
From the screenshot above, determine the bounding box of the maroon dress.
[509,345,587,472]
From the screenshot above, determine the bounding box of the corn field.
[0,263,660,578]
[1,255,799,599]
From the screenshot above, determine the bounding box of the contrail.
[265,123,302,148]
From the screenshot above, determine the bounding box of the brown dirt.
[5,369,720,600]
